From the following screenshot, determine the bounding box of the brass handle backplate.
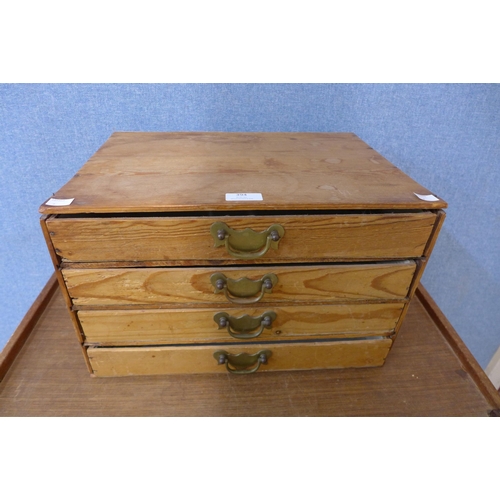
[214,311,277,339]
[213,350,272,374]
[210,272,278,304]
[210,222,285,259]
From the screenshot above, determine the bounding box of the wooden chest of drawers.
[39,132,446,376]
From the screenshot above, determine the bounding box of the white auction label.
[45,197,75,206]
[225,193,263,201]
[414,193,439,202]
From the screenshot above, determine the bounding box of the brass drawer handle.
[210,272,278,304]
[210,222,285,259]
[214,311,277,339]
[213,349,272,374]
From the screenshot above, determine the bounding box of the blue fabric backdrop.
[1,83,498,367]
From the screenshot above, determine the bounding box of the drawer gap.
[72,298,409,311]
[85,335,391,349]
[63,259,415,270]
[61,258,420,269]
[54,208,431,219]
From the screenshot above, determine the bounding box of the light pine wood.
[37,132,448,376]
[393,210,446,338]
[86,338,393,376]
[3,286,499,415]
[62,261,416,306]
[47,212,436,263]
[39,132,446,214]
[78,303,404,345]
[40,215,86,347]
[423,209,447,258]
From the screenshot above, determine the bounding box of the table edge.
[0,273,58,382]
[415,285,500,411]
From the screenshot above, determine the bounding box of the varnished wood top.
[39,132,447,214]
[1,283,497,416]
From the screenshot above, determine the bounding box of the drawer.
[78,303,405,345]
[47,212,437,264]
[87,338,393,376]
[63,261,416,306]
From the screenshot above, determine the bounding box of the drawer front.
[87,338,393,376]
[47,212,436,263]
[78,303,404,345]
[63,261,416,306]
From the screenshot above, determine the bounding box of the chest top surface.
[39,132,446,214]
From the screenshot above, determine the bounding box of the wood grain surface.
[87,339,393,376]
[63,261,416,306]
[47,213,436,263]
[1,288,498,416]
[78,303,403,345]
[39,132,447,214]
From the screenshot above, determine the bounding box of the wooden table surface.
[1,278,499,416]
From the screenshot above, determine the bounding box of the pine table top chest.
[39,132,446,377]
